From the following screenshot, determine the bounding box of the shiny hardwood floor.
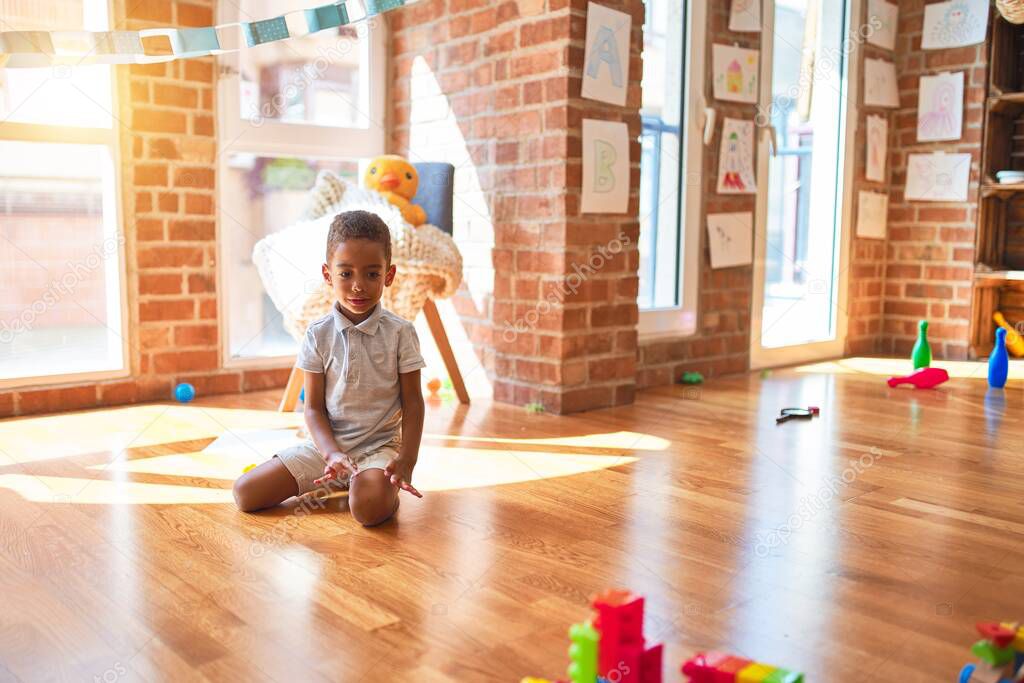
[1,358,1023,682]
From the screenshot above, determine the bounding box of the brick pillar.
[390,0,643,414]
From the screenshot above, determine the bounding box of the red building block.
[592,589,646,680]
[640,642,663,683]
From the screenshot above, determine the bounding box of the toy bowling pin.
[912,320,931,370]
[989,328,1009,389]
[887,367,950,389]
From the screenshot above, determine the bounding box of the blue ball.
[299,387,305,402]
[174,382,196,403]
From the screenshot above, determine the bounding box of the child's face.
[322,239,396,321]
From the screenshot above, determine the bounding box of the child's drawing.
[866,115,888,183]
[729,0,761,33]
[716,118,756,195]
[905,152,971,202]
[867,0,897,51]
[922,0,988,49]
[917,72,963,142]
[857,191,888,239]
[707,212,753,269]
[712,44,759,104]
[864,58,899,108]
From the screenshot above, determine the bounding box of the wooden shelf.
[987,91,1024,113]
[982,181,1024,196]
[974,268,1024,282]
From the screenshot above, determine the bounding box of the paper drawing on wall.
[917,71,964,142]
[580,2,631,106]
[716,118,756,195]
[866,115,888,183]
[707,212,753,269]
[921,0,988,49]
[712,44,759,104]
[866,0,898,50]
[729,0,761,32]
[863,58,899,108]
[905,152,971,201]
[856,191,888,239]
[581,118,629,213]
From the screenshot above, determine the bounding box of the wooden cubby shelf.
[971,12,1024,356]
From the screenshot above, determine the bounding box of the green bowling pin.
[912,319,931,370]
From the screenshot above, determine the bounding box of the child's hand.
[384,455,422,498]
[313,451,357,486]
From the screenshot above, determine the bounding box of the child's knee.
[349,471,398,526]
[232,475,261,512]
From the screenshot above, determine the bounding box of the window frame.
[214,3,388,369]
[0,0,130,391]
[637,0,705,341]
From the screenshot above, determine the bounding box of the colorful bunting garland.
[0,0,413,67]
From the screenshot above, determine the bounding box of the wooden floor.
[2,358,1023,682]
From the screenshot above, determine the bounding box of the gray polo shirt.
[296,302,426,457]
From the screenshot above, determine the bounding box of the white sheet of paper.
[707,212,753,269]
[857,191,888,239]
[922,0,989,49]
[866,0,898,50]
[917,71,964,142]
[717,118,756,195]
[729,0,761,32]
[581,118,629,213]
[580,2,631,106]
[905,152,972,201]
[866,114,888,182]
[864,58,899,108]
[712,44,759,104]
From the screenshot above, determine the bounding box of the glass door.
[750,0,857,368]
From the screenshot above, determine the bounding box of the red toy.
[682,652,804,682]
[887,366,949,389]
[591,589,663,683]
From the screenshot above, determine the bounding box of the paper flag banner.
[0,0,410,66]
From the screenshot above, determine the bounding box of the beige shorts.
[275,441,397,495]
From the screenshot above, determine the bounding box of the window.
[638,0,704,337]
[217,0,386,363]
[0,0,127,386]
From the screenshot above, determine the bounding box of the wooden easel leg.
[422,298,470,404]
[279,366,303,412]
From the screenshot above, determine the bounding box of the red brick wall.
[846,2,893,356]
[0,0,289,418]
[389,0,643,413]
[881,0,986,359]
[636,2,756,387]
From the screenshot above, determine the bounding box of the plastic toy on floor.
[993,311,1024,357]
[363,155,427,227]
[887,366,950,389]
[522,588,664,683]
[912,319,932,369]
[989,328,1010,389]
[681,652,804,682]
[958,621,1024,683]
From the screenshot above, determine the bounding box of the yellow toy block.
[738,662,778,682]
[999,621,1024,650]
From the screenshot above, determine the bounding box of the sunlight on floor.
[0,406,650,504]
[0,404,303,464]
[793,356,1024,379]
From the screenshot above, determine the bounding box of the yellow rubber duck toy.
[364,155,427,227]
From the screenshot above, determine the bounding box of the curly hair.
[326,210,392,263]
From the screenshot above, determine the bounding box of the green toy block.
[525,402,545,414]
[680,371,704,385]
[567,621,599,683]
[764,669,804,683]
[971,638,1015,666]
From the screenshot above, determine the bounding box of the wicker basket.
[998,0,1024,24]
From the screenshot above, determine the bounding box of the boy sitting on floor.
[233,210,426,526]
